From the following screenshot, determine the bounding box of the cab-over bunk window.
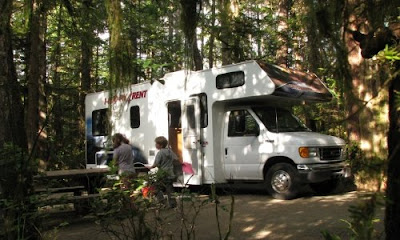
[216,71,245,89]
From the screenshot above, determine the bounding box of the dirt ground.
[46,187,385,240]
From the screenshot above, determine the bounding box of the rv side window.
[130,106,140,128]
[190,93,208,128]
[216,71,245,89]
[187,105,196,129]
[92,109,109,136]
[228,110,259,137]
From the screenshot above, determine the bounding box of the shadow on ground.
[47,182,383,240]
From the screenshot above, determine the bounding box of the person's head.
[154,136,168,150]
[112,133,129,148]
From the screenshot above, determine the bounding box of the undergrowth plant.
[321,192,384,240]
[91,171,235,240]
[0,143,41,239]
[347,142,386,190]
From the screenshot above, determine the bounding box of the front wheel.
[265,163,300,200]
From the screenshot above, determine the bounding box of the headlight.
[299,147,319,158]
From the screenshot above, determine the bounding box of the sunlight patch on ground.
[253,229,272,239]
[311,192,358,203]
[242,226,255,232]
[270,199,285,203]
[244,217,255,222]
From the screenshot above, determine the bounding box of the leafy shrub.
[91,172,234,240]
[0,143,40,239]
[321,193,384,240]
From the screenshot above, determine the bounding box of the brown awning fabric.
[257,61,332,102]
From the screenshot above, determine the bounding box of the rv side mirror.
[307,119,317,132]
[306,119,325,132]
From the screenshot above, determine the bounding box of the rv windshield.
[253,107,310,133]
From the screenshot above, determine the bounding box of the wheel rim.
[271,170,292,193]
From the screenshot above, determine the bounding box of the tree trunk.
[386,65,400,239]
[192,33,203,70]
[80,34,93,138]
[52,5,63,149]
[208,0,216,68]
[26,0,47,157]
[276,0,291,67]
[218,0,232,65]
[1,3,36,238]
[343,23,363,143]
[106,0,125,88]
[0,0,26,149]
[342,2,383,152]
[180,0,203,71]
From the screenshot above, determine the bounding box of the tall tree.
[275,0,292,67]
[207,0,216,68]
[106,0,124,89]
[180,0,203,70]
[50,3,64,149]
[0,0,26,149]
[218,0,234,65]
[25,0,48,156]
[324,0,400,237]
[79,0,96,139]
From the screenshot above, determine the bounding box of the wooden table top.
[35,168,111,179]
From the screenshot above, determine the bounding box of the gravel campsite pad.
[47,189,385,240]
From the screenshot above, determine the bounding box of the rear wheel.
[309,179,339,195]
[265,163,300,200]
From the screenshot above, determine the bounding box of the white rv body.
[85,60,347,198]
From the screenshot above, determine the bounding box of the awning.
[257,61,333,102]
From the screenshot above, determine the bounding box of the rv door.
[182,97,202,185]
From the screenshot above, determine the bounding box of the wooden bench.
[35,186,86,194]
[37,193,103,214]
[34,168,110,213]
[37,194,102,206]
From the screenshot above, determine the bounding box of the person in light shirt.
[112,133,136,188]
[147,136,178,208]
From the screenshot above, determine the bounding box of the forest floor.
[43,185,385,240]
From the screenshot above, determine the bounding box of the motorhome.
[85,60,348,199]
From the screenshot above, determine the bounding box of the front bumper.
[296,162,351,183]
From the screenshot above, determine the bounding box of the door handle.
[225,148,228,155]
[266,140,274,143]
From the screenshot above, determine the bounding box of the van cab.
[223,106,346,199]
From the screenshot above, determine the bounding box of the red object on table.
[142,186,155,198]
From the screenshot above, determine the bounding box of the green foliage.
[91,173,235,239]
[379,45,400,62]
[347,142,386,189]
[0,143,40,239]
[321,193,384,240]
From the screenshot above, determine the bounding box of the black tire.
[309,178,340,195]
[265,163,300,200]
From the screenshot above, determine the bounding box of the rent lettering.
[104,90,147,105]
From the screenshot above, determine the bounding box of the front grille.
[320,147,342,160]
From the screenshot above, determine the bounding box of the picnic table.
[34,168,111,212]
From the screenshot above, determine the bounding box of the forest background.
[0,0,400,239]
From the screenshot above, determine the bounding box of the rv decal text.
[104,90,148,105]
